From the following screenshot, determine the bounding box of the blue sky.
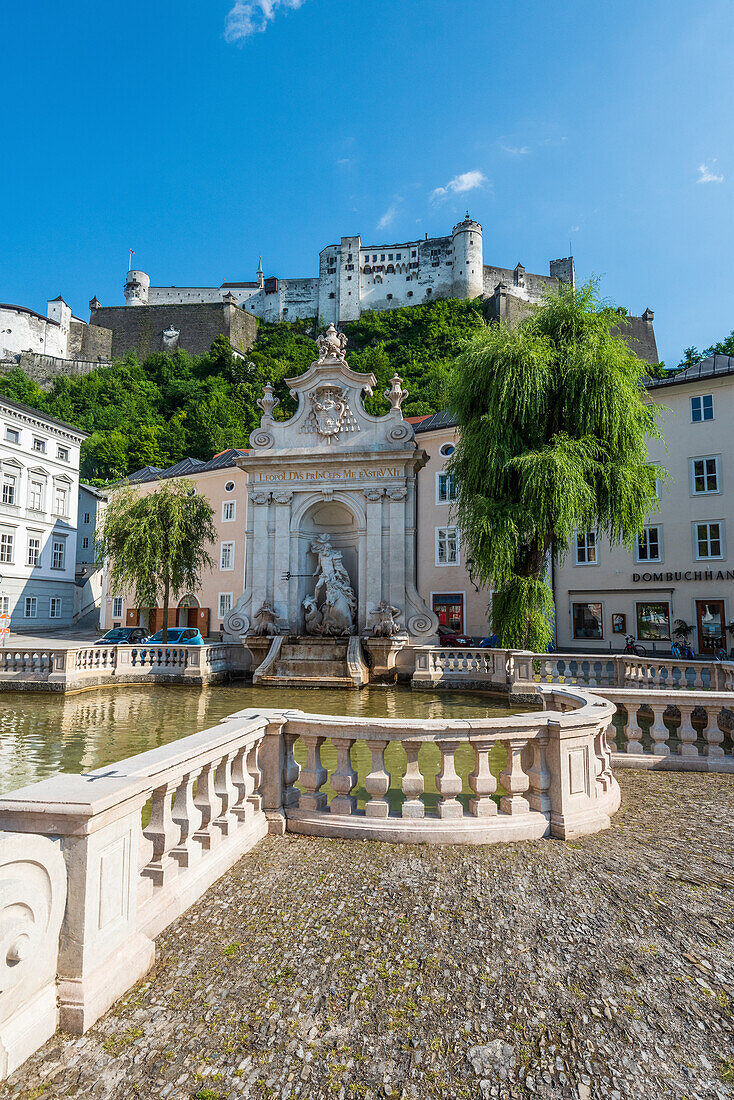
[3,0,732,367]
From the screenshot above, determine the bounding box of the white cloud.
[377,205,398,230]
[697,161,724,184]
[501,145,530,156]
[431,170,488,202]
[569,225,580,234]
[225,0,306,42]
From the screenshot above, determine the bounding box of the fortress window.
[386,265,395,274]
[411,250,416,257]
[426,288,433,295]
[381,254,385,261]
[347,253,352,261]
[363,265,372,274]
[387,294,393,300]
[388,254,393,261]
[407,291,413,297]
[329,292,335,299]
[396,253,402,260]
[373,255,377,262]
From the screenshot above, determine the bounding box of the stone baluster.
[436,741,463,819]
[137,804,155,907]
[401,741,424,818]
[171,769,203,866]
[143,780,181,887]
[703,707,725,758]
[499,739,530,815]
[193,761,222,849]
[594,723,614,793]
[468,743,498,817]
[299,735,328,811]
[587,661,598,688]
[213,751,238,837]
[330,737,358,815]
[281,732,301,809]
[692,663,704,690]
[527,732,551,814]
[676,703,699,758]
[247,738,263,812]
[625,703,644,754]
[365,739,391,818]
[649,704,670,756]
[230,745,253,823]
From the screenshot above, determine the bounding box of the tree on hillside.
[96,479,216,643]
[448,284,666,651]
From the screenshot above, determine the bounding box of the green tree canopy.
[96,479,217,642]
[448,284,666,650]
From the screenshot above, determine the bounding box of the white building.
[120,216,574,324]
[0,397,87,630]
[0,297,112,369]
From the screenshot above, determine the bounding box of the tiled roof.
[124,449,249,486]
[646,354,734,389]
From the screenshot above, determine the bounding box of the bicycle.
[623,634,647,657]
[671,638,695,660]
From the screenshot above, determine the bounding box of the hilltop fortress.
[1,215,658,376]
[116,214,574,327]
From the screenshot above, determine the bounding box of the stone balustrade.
[412,646,509,689]
[0,708,274,1073]
[604,690,734,772]
[0,642,247,692]
[510,651,734,692]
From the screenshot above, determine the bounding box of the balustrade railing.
[606,691,734,770]
[412,646,508,687]
[511,651,734,692]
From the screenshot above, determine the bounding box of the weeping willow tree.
[96,479,217,643]
[448,284,666,651]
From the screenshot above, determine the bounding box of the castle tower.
[256,256,264,289]
[124,269,150,306]
[452,213,483,300]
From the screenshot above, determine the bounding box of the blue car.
[95,627,150,645]
[145,627,205,645]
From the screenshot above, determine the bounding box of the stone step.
[256,673,357,688]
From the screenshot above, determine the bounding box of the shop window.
[572,603,603,640]
[575,530,597,565]
[433,593,464,634]
[636,602,671,641]
[636,525,661,562]
[690,394,714,422]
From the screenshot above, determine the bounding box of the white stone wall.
[0,307,67,360]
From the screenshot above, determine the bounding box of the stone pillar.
[250,491,271,616]
[363,488,383,630]
[387,486,407,620]
[272,491,293,628]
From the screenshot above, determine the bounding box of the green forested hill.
[0,298,486,481]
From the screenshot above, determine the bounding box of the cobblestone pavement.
[5,771,734,1100]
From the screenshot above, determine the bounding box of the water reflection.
[0,684,519,794]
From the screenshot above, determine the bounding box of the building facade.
[553,355,734,656]
[0,397,87,630]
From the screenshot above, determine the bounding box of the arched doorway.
[177,594,199,628]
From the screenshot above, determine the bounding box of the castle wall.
[147,287,223,305]
[482,265,559,301]
[0,307,65,360]
[90,302,257,360]
[67,320,113,361]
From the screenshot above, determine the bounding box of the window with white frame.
[24,597,37,618]
[53,484,68,516]
[27,537,40,566]
[2,472,17,506]
[637,525,661,562]
[691,456,719,494]
[436,472,456,504]
[32,438,46,454]
[690,394,714,422]
[4,428,19,444]
[0,596,8,615]
[51,539,65,569]
[28,479,44,510]
[220,541,234,570]
[0,532,14,564]
[50,597,62,619]
[575,530,597,565]
[218,593,232,619]
[695,521,723,559]
[436,525,459,565]
[222,501,236,521]
[112,597,124,619]
[57,446,69,462]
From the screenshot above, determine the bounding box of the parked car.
[438,630,474,647]
[95,627,150,646]
[477,634,498,648]
[145,627,205,645]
